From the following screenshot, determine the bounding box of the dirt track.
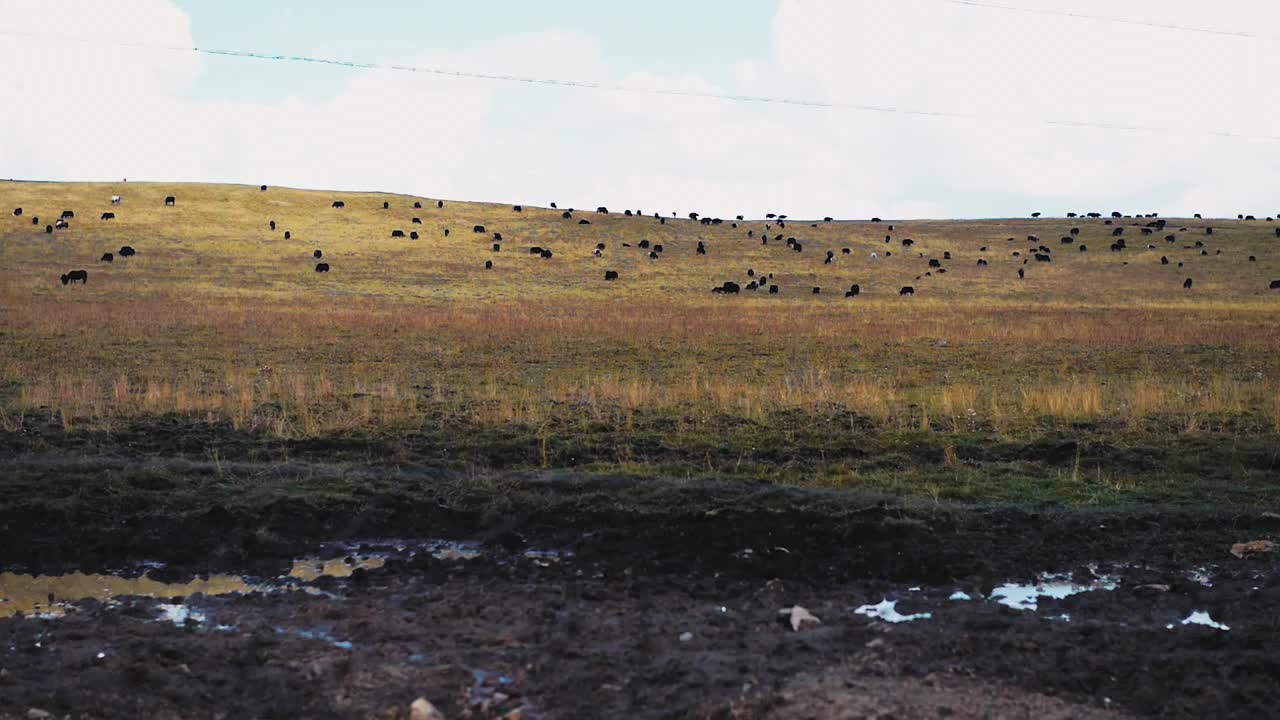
[3,477,1278,719]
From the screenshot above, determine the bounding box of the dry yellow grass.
[2,181,1279,437]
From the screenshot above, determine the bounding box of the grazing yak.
[100,212,115,220]
[485,260,493,269]
[382,201,390,209]
[332,201,345,209]
[1183,278,1193,289]
[412,217,422,224]
[899,286,915,296]
[45,225,53,234]
[12,207,21,216]
[410,231,419,240]
[540,250,554,258]
[562,211,573,219]
[473,225,486,234]
[270,220,276,230]
[768,285,780,294]
[1270,280,1280,289]
[284,231,292,240]
[579,219,591,225]
[260,186,267,192]
[391,230,405,238]
[314,250,323,259]
[61,210,75,219]
[119,246,136,257]
[438,201,444,208]
[100,253,113,263]
[54,219,69,229]
[414,201,422,209]
[493,243,501,252]
[845,284,861,297]
[315,263,330,273]
[493,232,503,241]
[529,247,544,255]
[60,270,88,285]
[604,271,619,281]
[812,287,821,294]
[164,196,176,206]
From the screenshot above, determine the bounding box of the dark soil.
[1,425,1278,719]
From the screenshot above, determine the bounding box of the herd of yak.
[10,187,1280,295]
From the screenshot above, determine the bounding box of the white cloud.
[1,0,1277,219]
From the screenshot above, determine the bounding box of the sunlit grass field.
[3,180,1279,504]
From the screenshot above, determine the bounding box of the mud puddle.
[0,537,572,621]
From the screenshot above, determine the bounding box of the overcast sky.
[1,0,1277,219]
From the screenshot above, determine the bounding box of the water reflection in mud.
[0,571,252,619]
[288,556,386,581]
[1,537,565,621]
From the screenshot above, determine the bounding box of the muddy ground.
[1,425,1278,719]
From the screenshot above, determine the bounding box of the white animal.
[870,252,878,261]
[111,196,121,205]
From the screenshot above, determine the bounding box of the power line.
[941,0,1278,39]
[2,28,1277,142]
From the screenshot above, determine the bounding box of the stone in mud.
[409,697,446,720]
[780,605,820,631]
[1230,540,1275,559]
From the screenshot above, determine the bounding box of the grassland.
[3,180,1279,507]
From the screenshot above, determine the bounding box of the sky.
[1,0,1277,219]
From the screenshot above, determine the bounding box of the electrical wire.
[1,27,1276,141]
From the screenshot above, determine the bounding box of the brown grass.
[2,181,1280,438]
